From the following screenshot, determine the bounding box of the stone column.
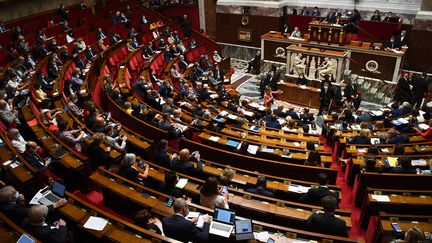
[414,0,432,30]
[201,0,217,38]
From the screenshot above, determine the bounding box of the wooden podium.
[308,22,346,46]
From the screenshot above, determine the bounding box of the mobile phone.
[196,184,203,190]
[139,160,146,169]
[221,186,228,194]
[165,197,174,207]
[391,222,402,232]
[267,238,275,243]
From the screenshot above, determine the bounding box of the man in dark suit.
[411,72,429,109]
[305,195,348,237]
[24,204,69,243]
[171,149,203,176]
[213,65,225,82]
[389,157,416,174]
[300,173,338,206]
[0,185,67,225]
[178,55,189,71]
[399,30,408,47]
[96,28,107,41]
[158,172,184,198]
[246,176,275,197]
[385,35,401,50]
[110,33,120,46]
[319,80,334,115]
[181,15,191,37]
[273,105,287,118]
[162,198,211,242]
[265,114,282,129]
[395,72,412,103]
[343,79,361,110]
[286,107,300,120]
[247,51,261,74]
[154,140,173,169]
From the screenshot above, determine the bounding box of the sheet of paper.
[209,136,220,142]
[227,114,238,120]
[261,148,274,153]
[357,149,367,153]
[387,157,398,167]
[253,231,270,242]
[186,211,200,219]
[196,214,208,228]
[247,145,259,155]
[219,110,228,116]
[242,111,254,117]
[411,159,427,166]
[293,142,300,147]
[83,216,108,231]
[371,195,390,202]
[418,123,430,130]
[381,148,389,153]
[175,178,188,189]
[30,187,48,205]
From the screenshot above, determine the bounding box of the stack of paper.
[371,195,390,202]
[253,231,270,242]
[175,178,188,189]
[209,136,220,142]
[411,159,427,166]
[83,216,108,231]
[247,145,259,155]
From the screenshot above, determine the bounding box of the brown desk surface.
[381,220,432,232]
[276,82,320,108]
[287,45,347,57]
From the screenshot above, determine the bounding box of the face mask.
[15,191,20,200]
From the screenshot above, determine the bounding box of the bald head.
[0,99,7,109]
[173,197,188,215]
[179,149,190,161]
[25,141,38,152]
[28,205,49,225]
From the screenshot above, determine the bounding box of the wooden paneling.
[350,52,396,81]
[403,29,432,73]
[216,13,284,47]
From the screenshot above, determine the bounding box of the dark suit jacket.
[305,212,348,237]
[158,183,183,198]
[162,214,209,242]
[0,202,29,223]
[388,167,416,174]
[24,223,68,243]
[154,150,172,169]
[178,60,189,70]
[344,84,357,99]
[273,108,287,118]
[299,186,338,206]
[386,39,401,49]
[246,187,274,197]
[172,159,202,176]
[396,77,412,102]
[350,136,371,144]
[412,77,428,98]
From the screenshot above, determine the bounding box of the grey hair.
[0,186,15,203]
[173,198,188,213]
[28,205,49,225]
[121,153,136,167]
[7,128,20,139]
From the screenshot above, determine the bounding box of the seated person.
[7,128,27,153]
[86,133,112,169]
[265,114,282,129]
[135,209,163,235]
[389,156,416,174]
[22,141,52,170]
[200,176,229,209]
[387,128,408,144]
[300,173,338,206]
[361,155,385,173]
[305,195,348,237]
[305,150,323,167]
[219,168,236,188]
[246,176,274,197]
[414,120,432,140]
[154,139,174,169]
[273,105,287,118]
[162,198,211,242]
[118,153,149,183]
[291,26,302,38]
[349,129,371,144]
[23,204,69,242]
[39,99,63,126]
[57,120,86,150]
[158,172,183,198]
[0,185,65,224]
[171,149,203,176]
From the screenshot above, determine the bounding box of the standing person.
[181,15,191,37]
[263,87,283,108]
[318,80,333,115]
[247,50,261,74]
[343,79,361,110]
[411,72,429,109]
[395,72,412,104]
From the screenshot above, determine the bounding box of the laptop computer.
[235,219,254,240]
[17,234,35,243]
[209,207,236,238]
[38,181,65,206]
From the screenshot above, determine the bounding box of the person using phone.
[118,153,149,184]
[200,176,229,209]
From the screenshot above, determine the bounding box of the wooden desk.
[308,22,346,46]
[276,82,320,108]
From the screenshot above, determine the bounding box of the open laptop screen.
[52,181,65,197]
[17,234,35,243]
[235,219,252,234]
[213,208,235,224]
